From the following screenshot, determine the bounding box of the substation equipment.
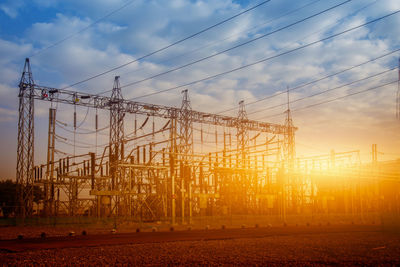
[16,58,400,222]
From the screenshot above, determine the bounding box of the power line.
[60,0,272,90]
[56,121,109,135]
[76,107,90,129]
[121,0,352,91]
[106,0,322,92]
[30,0,138,58]
[247,67,397,115]
[55,133,107,147]
[220,49,400,114]
[102,0,376,106]
[56,137,108,149]
[217,0,384,114]
[256,80,398,120]
[125,9,400,101]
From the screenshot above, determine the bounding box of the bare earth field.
[0,225,399,266]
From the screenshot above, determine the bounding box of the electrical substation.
[16,58,400,224]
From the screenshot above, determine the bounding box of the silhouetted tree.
[0,180,44,218]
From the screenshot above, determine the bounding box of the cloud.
[28,13,93,47]
[0,0,24,18]
[0,38,31,64]
[96,22,127,34]
[0,0,399,179]
[0,39,32,112]
[0,106,16,122]
[32,0,60,8]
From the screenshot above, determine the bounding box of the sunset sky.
[0,0,399,179]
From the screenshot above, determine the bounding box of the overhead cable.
[30,0,138,57]
[126,9,400,100]
[122,0,352,90]
[256,80,398,120]
[248,67,397,115]
[60,0,272,90]
[105,0,322,92]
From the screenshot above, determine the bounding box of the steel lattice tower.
[109,76,124,191]
[178,89,193,222]
[284,87,296,212]
[237,100,249,166]
[179,89,193,160]
[284,88,295,165]
[16,58,35,218]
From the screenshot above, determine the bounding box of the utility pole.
[45,108,56,216]
[16,58,35,219]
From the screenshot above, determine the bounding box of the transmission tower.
[16,58,35,218]
[109,76,124,193]
[237,100,249,167]
[284,87,295,164]
[284,87,296,212]
[179,89,193,223]
[179,89,193,160]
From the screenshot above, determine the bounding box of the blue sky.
[0,0,400,179]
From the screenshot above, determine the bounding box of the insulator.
[139,116,149,130]
[95,114,98,130]
[134,117,137,135]
[41,89,48,99]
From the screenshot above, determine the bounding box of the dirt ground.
[1,225,399,266]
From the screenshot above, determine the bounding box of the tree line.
[0,180,44,218]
